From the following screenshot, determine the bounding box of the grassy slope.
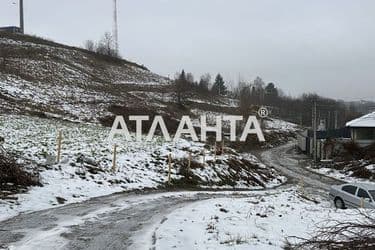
[0,33,241,128]
[0,32,170,121]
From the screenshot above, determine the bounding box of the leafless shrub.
[285,211,375,250]
[83,32,120,58]
[96,32,119,58]
[84,40,95,52]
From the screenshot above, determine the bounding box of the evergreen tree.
[212,74,227,95]
[264,82,278,105]
[175,70,188,105]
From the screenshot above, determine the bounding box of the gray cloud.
[1,0,374,100]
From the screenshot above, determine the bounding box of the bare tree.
[96,32,119,58]
[198,73,211,93]
[186,72,195,85]
[238,82,252,118]
[84,40,95,52]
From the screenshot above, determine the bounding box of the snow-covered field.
[152,187,365,250]
[0,115,285,222]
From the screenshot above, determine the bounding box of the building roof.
[346,112,375,128]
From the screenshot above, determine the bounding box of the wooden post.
[360,198,364,208]
[202,149,206,164]
[188,152,192,172]
[168,153,172,185]
[112,144,117,172]
[299,177,305,195]
[313,101,317,163]
[214,142,217,161]
[56,130,62,163]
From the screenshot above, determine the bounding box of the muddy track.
[0,142,339,250]
[260,142,345,192]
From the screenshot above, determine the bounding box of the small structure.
[0,0,24,34]
[0,26,22,33]
[297,128,350,160]
[346,112,375,147]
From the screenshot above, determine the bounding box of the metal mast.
[20,0,24,33]
[113,0,119,54]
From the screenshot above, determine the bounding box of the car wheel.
[334,197,345,209]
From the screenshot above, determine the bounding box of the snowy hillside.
[0,33,170,122]
[0,33,248,129]
[0,115,286,221]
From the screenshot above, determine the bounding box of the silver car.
[329,183,375,209]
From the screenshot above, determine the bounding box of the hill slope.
[0,33,170,121]
[0,33,297,143]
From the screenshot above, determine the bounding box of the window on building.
[355,128,375,140]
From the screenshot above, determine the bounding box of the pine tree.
[212,74,227,95]
[175,70,188,105]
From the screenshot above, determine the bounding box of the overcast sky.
[1,0,374,100]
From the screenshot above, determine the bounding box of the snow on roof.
[346,112,375,128]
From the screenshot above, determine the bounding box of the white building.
[346,112,375,147]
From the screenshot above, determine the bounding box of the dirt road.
[260,142,345,193]
[0,142,342,250]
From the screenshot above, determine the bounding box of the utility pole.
[313,101,317,163]
[20,0,24,33]
[113,0,119,54]
[334,110,338,129]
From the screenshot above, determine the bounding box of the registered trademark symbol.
[258,107,269,118]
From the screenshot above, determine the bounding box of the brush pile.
[0,147,39,199]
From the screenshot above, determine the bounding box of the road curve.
[260,142,345,192]
[0,142,341,250]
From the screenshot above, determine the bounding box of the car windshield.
[369,190,375,201]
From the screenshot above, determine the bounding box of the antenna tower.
[113,0,119,54]
[20,0,24,33]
